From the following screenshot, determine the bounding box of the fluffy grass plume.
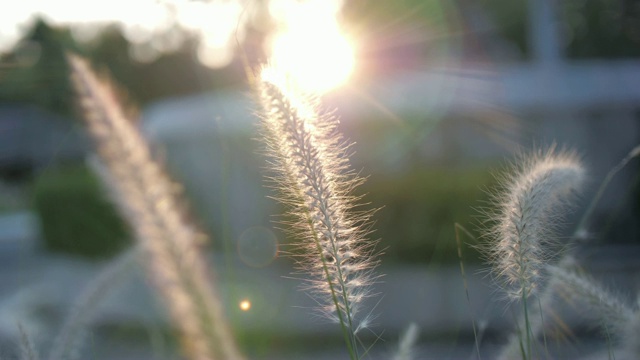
[48,245,139,360]
[256,66,378,357]
[67,54,243,360]
[392,323,420,360]
[549,265,633,338]
[497,256,580,360]
[621,298,640,359]
[487,149,585,300]
[18,323,38,360]
[549,265,640,360]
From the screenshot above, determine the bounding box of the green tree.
[0,19,78,116]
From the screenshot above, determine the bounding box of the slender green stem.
[522,290,531,360]
[454,224,481,360]
[574,145,640,237]
[537,296,549,360]
[604,324,615,360]
[215,121,240,328]
[286,167,358,360]
[512,309,527,360]
[306,214,358,360]
[321,208,359,359]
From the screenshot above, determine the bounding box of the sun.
[239,299,251,311]
[270,30,354,94]
[268,0,354,94]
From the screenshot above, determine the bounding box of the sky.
[0,0,251,67]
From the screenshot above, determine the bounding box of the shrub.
[364,167,496,264]
[31,164,131,258]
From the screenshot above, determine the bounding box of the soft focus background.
[0,0,639,359]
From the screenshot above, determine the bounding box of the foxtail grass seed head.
[48,244,139,360]
[622,299,640,358]
[392,323,420,360]
[549,266,633,337]
[257,65,378,332]
[497,255,583,360]
[18,323,38,360]
[487,149,585,300]
[67,54,243,360]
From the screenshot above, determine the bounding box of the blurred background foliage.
[562,0,640,58]
[362,167,496,264]
[0,0,639,263]
[31,164,131,258]
[1,0,639,116]
[0,20,76,116]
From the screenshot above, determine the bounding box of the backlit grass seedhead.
[67,54,242,360]
[622,298,640,358]
[487,149,585,300]
[257,65,378,342]
[549,265,633,336]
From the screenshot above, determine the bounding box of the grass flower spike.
[549,265,640,359]
[48,246,139,360]
[549,265,633,334]
[622,298,640,359]
[67,54,243,360]
[392,323,420,360]
[257,65,377,357]
[497,256,580,360]
[489,149,585,300]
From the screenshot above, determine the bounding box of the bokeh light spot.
[239,299,251,311]
[237,227,278,267]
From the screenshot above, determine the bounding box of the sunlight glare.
[268,0,354,94]
[176,1,244,68]
[239,299,251,311]
[0,0,247,68]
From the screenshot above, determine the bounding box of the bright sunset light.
[268,0,354,94]
[0,0,249,67]
[239,299,251,311]
[0,0,354,81]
